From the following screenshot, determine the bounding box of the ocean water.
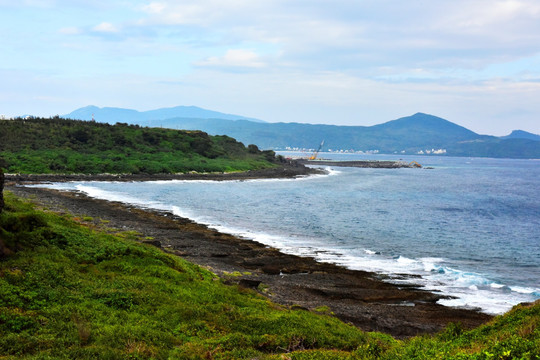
[35,154,540,314]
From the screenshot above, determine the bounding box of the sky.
[1,0,540,136]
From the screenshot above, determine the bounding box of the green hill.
[136,113,540,159]
[0,117,278,174]
[0,192,539,359]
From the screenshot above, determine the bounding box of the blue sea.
[35,153,540,314]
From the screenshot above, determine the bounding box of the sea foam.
[27,159,540,315]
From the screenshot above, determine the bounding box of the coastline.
[4,163,320,184]
[7,175,493,339]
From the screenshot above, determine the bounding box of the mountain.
[501,130,540,142]
[64,105,265,123]
[149,113,539,158]
[139,112,479,150]
[63,107,540,159]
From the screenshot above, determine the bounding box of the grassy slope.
[0,117,277,174]
[0,193,538,359]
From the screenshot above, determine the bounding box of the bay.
[36,154,540,314]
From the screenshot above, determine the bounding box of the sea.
[33,153,540,315]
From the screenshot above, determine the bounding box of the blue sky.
[1,0,540,135]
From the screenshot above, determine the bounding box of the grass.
[0,118,280,175]
[0,192,539,359]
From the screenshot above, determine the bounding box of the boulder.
[239,279,262,289]
[142,239,162,248]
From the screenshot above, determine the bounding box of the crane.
[309,140,325,160]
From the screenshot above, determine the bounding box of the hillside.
[1,191,539,359]
[501,130,540,142]
[65,105,264,123]
[139,113,540,159]
[0,117,278,174]
[61,107,540,159]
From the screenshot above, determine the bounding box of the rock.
[261,265,282,275]
[210,253,229,258]
[239,279,262,289]
[142,240,162,248]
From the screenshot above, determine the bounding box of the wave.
[166,214,539,315]
[29,181,539,315]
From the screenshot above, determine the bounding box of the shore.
[6,168,492,339]
[4,162,320,184]
[298,159,423,168]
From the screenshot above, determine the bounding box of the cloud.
[141,2,166,15]
[59,26,81,35]
[195,49,266,69]
[4,0,540,134]
[129,0,540,74]
[92,22,119,34]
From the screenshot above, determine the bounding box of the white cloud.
[448,0,540,29]
[4,0,540,134]
[58,26,81,35]
[196,49,266,69]
[92,22,119,33]
[141,2,166,14]
[130,0,540,72]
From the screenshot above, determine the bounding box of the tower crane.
[309,140,325,160]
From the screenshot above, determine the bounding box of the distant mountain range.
[63,106,540,159]
[65,105,265,124]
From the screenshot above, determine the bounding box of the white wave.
[396,256,417,265]
[437,291,517,315]
[144,171,335,185]
[292,249,538,314]
[322,167,342,177]
[26,180,539,315]
[74,185,168,211]
[510,286,540,295]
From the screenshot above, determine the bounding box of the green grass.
[0,192,539,359]
[0,117,279,174]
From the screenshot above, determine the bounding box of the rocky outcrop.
[299,159,423,168]
[3,163,322,184]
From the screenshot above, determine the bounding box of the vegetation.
[1,193,539,359]
[0,117,278,174]
[136,113,540,159]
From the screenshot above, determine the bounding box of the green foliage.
[0,117,278,174]
[150,114,540,159]
[1,193,539,359]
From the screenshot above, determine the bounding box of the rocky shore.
[298,159,423,168]
[4,162,320,184]
[5,166,492,339]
